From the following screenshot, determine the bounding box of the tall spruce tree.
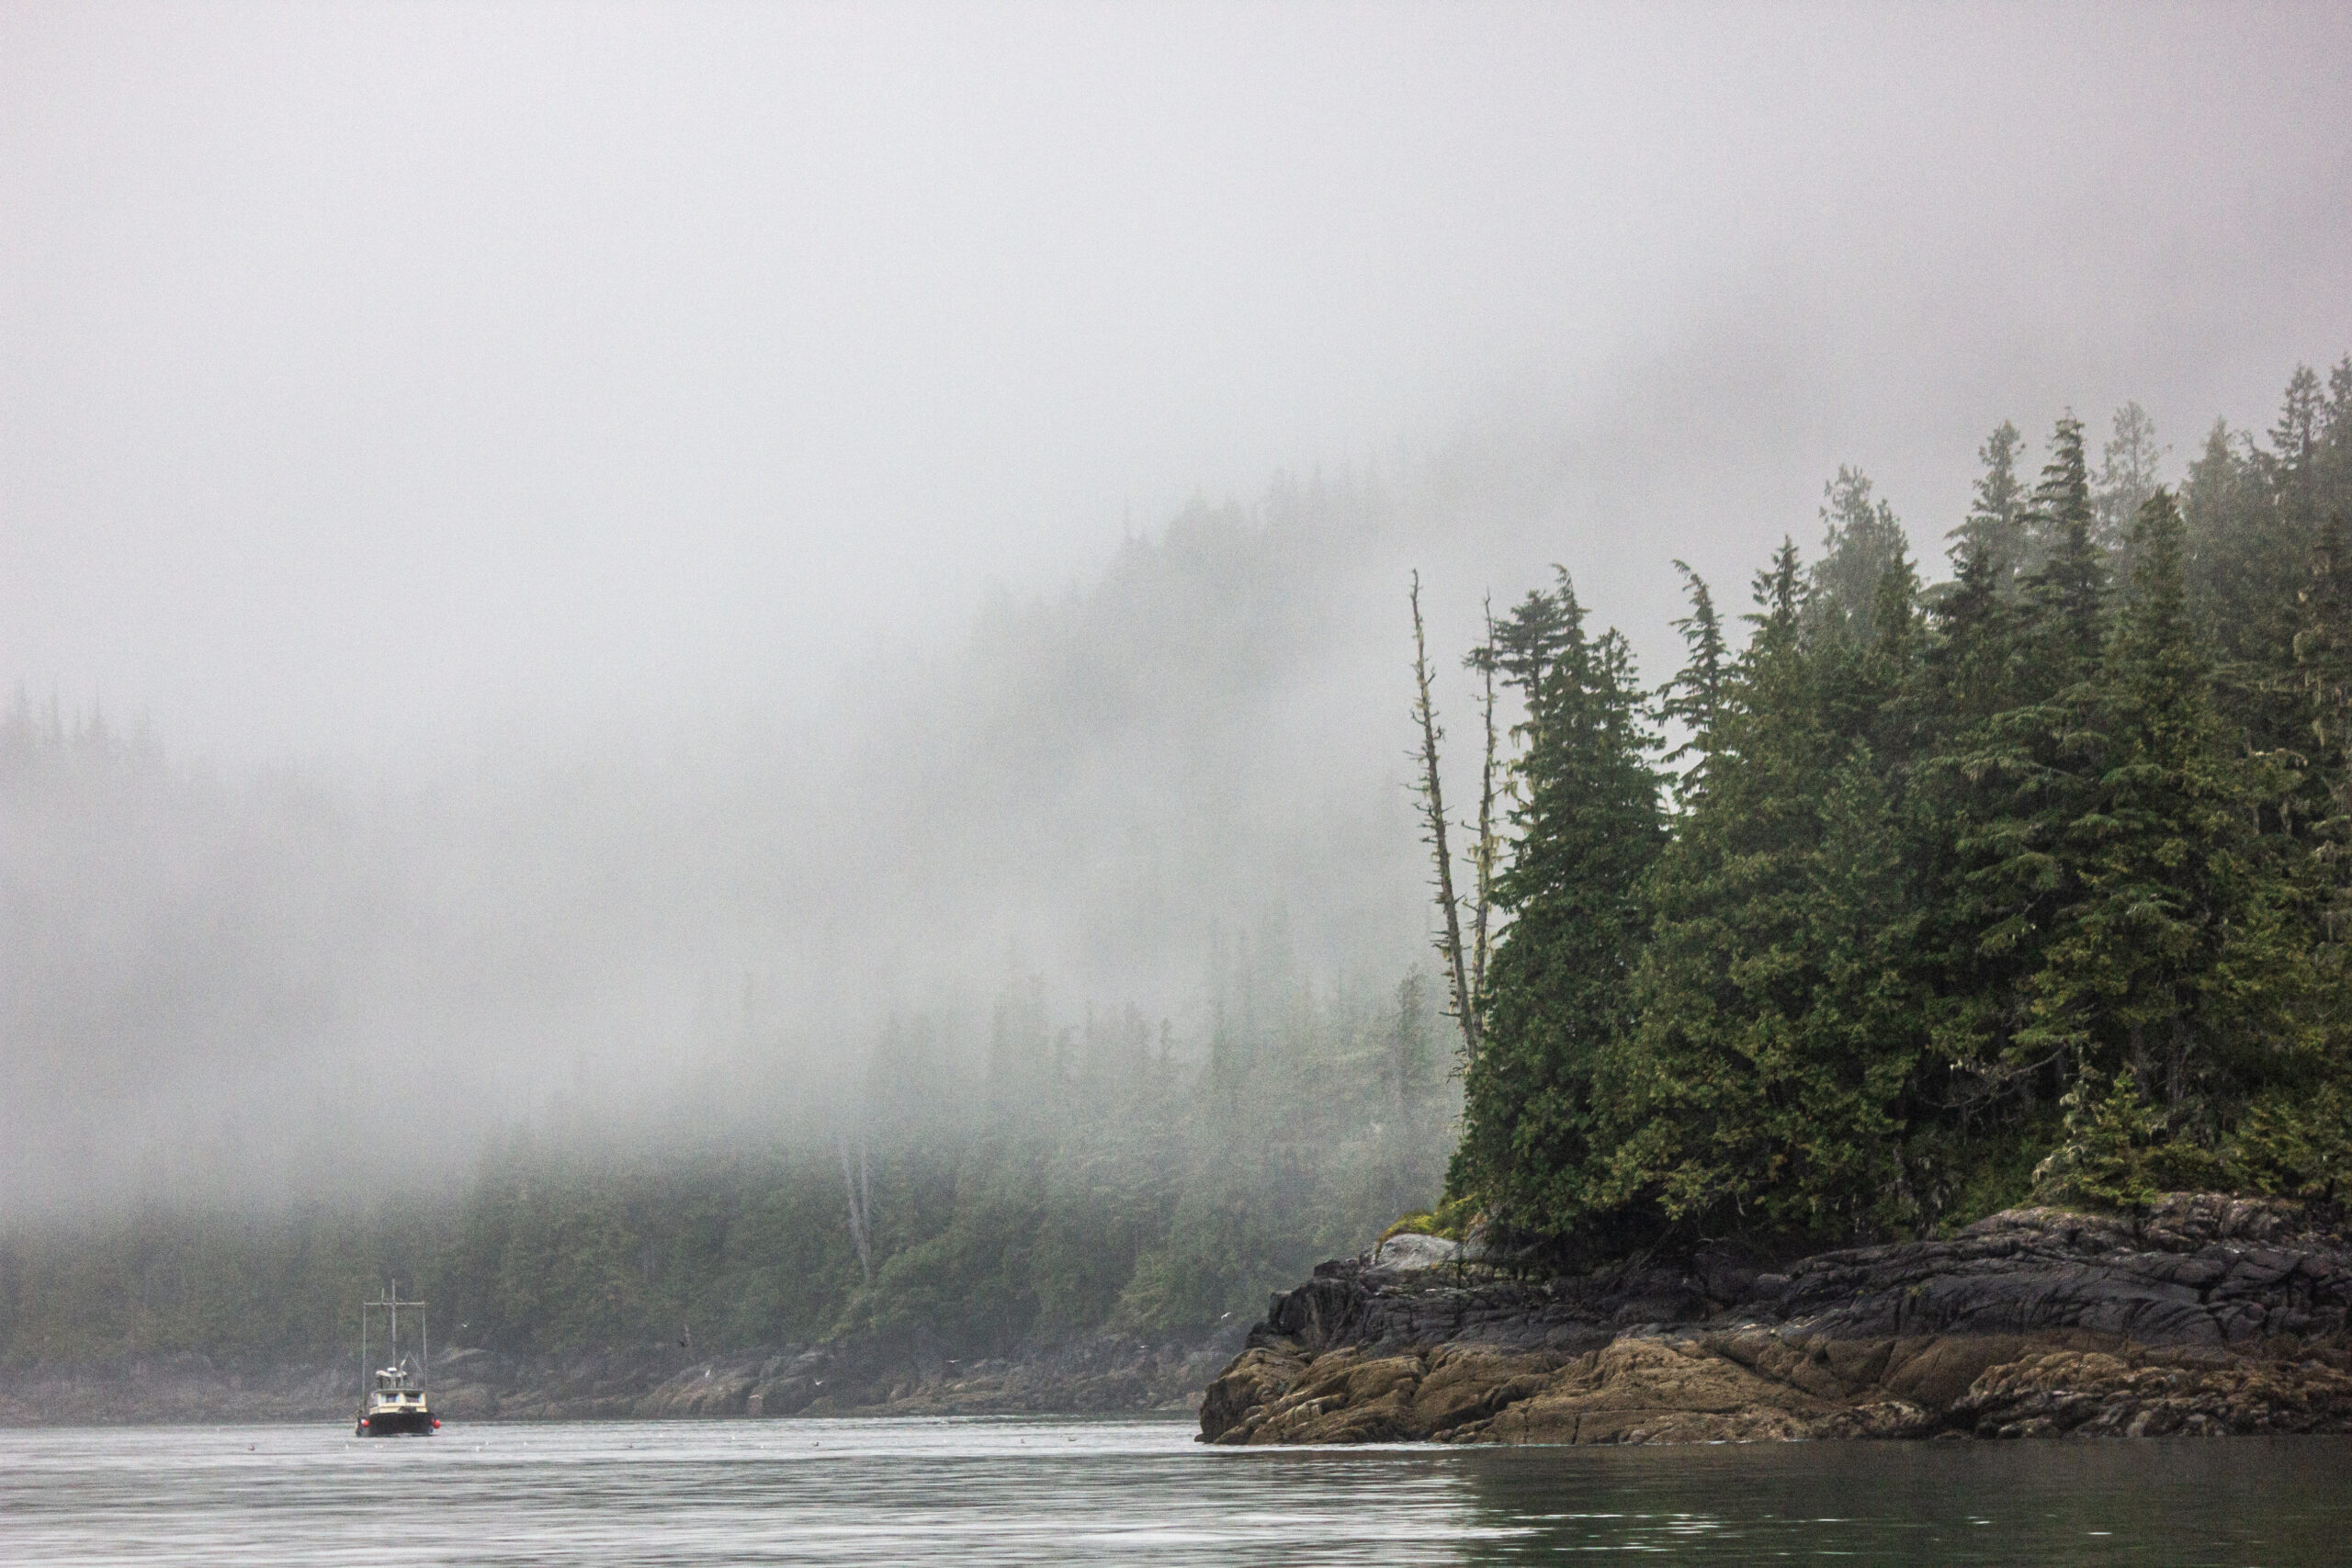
[1918,414,2116,1105]
[2293,513,2352,968]
[1951,421,2030,585]
[1904,541,2033,1110]
[2020,491,2273,1116]
[2095,402,2165,584]
[2021,414,2106,673]
[1450,575,1666,1245]
[1808,468,1908,647]
[1657,561,1727,807]
[1608,540,1921,1237]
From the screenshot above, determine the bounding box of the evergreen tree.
[1657,562,1727,807]
[2268,365,2326,492]
[1450,578,1666,1244]
[2094,401,2165,581]
[1913,415,2118,1105]
[2322,357,2352,497]
[1904,542,2030,1101]
[1950,421,2030,584]
[2019,413,2105,674]
[2290,513,2352,980]
[2019,491,2273,1116]
[1419,356,2352,1248]
[1607,541,1921,1237]
[1807,468,1907,647]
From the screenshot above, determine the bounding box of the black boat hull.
[356,1408,435,1436]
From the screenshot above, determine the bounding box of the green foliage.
[2221,1083,2352,1204]
[1449,573,1667,1247]
[2032,1068,2167,1212]
[1434,362,2352,1251]
[1377,1192,1481,1244]
[1908,1117,2056,1235]
[1949,420,2030,583]
[1611,551,1923,1239]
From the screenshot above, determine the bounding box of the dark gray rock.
[1204,1194,2352,1446]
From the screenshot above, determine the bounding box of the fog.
[5,3,2349,1217]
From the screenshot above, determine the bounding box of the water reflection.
[0,1418,2344,1565]
[1452,1439,2352,1562]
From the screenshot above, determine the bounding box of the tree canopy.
[1440,359,2352,1252]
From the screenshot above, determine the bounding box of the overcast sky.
[6,1,2350,771]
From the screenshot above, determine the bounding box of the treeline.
[0,947,1453,1368]
[1443,360,2352,1254]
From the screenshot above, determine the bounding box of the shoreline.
[0,1328,1238,1428]
[1197,1193,2352,1445]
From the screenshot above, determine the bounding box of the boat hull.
[356,1407,435,1436]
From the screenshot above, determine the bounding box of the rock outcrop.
[1198,1195,2352,1445]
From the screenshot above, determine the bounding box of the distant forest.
[6,359,2348,1372]
[1438,359,2352,1254]
[0,931,1453,1366]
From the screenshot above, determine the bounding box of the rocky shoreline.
[0,1328,1236,1427]
[1198,1194,2352,1445]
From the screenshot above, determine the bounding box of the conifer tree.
[1451,577,1666,1243]
[1905,543,2030,1094]
[1657,562,1727,807]
[1918,415,2116,1103]
[2291,513,2352,975]
[1950,421,2030,585]
[2019,491,2267,1115]
[2094,401,2165,581]
[1807,468,1908,647]
[2020,413,2105,675]
[2269,366,2326,491]
[1607,541,1921,1236]
[1414,355,2352,1245]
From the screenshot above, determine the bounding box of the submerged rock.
[1197,1194,2352,1445]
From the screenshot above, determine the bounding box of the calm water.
[2,1417,2346,1565]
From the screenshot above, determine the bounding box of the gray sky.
[6,1,2352,1215]
[8,1,2349,770]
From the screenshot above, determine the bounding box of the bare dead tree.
[837,1127,873,1283]
[1410,572,1481,1066]
[1466,596,1499,1010]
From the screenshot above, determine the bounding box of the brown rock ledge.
[1198,1194,2352,1445]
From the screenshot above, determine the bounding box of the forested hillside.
[0,472,1425,1220]
[8,361,2347,1379]
[1447,360,2352,1255]
[0,953,1453,1366]
[1,472,1457,1371]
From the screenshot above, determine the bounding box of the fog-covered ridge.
[2,472,1451,1218]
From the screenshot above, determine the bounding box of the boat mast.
[360,1281,429,1392]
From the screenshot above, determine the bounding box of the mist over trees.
[1442,360,2352,1255]
[7,361,2349,1375]
[0,474,1436,1222]
[1,473,1466,1364]
[0,947,1453,1366]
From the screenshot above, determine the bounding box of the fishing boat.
[355,1281,439,1436]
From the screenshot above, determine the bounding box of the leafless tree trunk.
[1467,597,1499,1008]
[1411,573,1481,1066]
[837,1128,873,1283]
